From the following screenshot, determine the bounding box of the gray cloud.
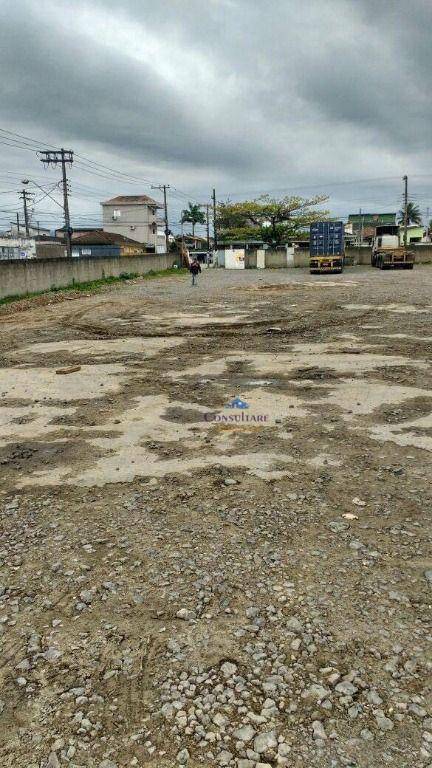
[0,0,430,229]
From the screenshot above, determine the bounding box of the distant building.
[0,236,36,260]
[399,224,425,244]
[176,234,209,250]
[55,226,103,241]
[101,195,163,248]
[71,230,146,258]
[5,223,51,239]
[348,212,397,243]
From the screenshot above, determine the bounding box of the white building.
[101,195,163,249]
[0,237,36,260]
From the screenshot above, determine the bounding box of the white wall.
[0,237,36,260]
[217,248,245,269]
[102,203,157,246]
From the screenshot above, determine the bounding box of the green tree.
[217,194,330,244]
[398,202,422,225]
[181,203,206,238]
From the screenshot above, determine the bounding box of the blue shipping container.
[310,221,344,255]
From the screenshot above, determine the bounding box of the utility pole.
[39,148,74,257]
[212,188,217,251]
[151,184,170,252]
[206,203,210,251]
[403,175,408,249]
[19,188,33,237]
[359,207,364,246]
[16,212,20,236]
[198,202,211,251]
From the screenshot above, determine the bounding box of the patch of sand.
[307,454,342,467]
[344,304,430,314]
[16,337,183,358]
[376,334,432,342]
[0,365,125,401]
[0,404,76,445]
[142,312,248,326]
[17,451,294,488]
[318,379,432,420]
[169,349,427,380]
[369,413,432,452]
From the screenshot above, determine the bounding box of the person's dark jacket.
[190,260,201,275]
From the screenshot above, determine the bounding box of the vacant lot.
[0,265,431,768]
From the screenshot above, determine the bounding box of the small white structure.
[286,245,294,266]
[256,249,266,269]
[0,237,36,260]
[216,248,245,269]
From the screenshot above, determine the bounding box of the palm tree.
[181,203,205,238]
[398,202,422,225]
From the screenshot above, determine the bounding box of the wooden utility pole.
[15,212,20,235]
[151,184,170,252]
[403,175,408,249]
[39,148,74,257]
[212,188,217,251]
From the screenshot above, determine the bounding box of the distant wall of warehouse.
[36,242,67,259]
[0,253,174,300]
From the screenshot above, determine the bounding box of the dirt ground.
[0,265,431,768]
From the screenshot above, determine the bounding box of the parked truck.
[371,225,414,270]
[309,221,344,274]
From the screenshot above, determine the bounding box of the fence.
[0,253,175,300]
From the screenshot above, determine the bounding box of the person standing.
[190,257,201,287]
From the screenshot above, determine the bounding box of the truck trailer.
[309,221,344,274]
[371,225,414,270]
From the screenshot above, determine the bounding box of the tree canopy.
[181,203,206,236]
[217,194,329,244]
[398,202,422,226]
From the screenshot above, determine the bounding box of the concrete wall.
[36,242,67,259]
[0,253,174,300]
[264,249,288,268]
[293,250,310,268]
[412,244,432,263]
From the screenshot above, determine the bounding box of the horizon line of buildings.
[0,198,430,261]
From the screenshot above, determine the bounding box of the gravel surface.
[0,265,431,768]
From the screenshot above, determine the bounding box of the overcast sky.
[0,0,431,232]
